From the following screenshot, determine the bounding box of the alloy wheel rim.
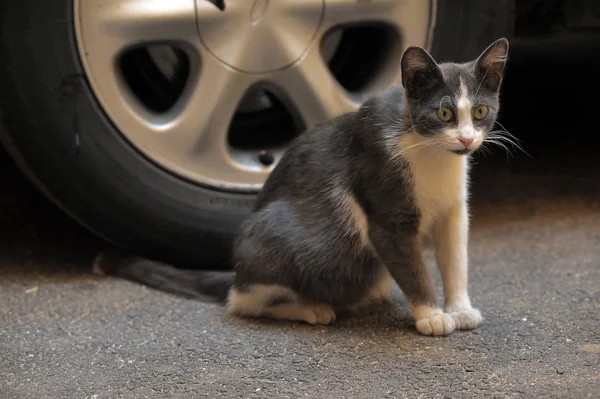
[75,0,434,192]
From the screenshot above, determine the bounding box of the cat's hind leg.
[227,284,336,325]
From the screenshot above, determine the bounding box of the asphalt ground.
[1,38,599,398]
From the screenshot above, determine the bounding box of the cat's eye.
[474,105,489,120]
[436,107,453,122]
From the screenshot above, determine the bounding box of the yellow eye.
[436,107,453,122]
[474,105,489,120]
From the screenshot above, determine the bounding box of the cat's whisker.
[387,115,402,126]
[388,115,411,128]
[479,143,494,158]
[490,121,534,159]
[474,146,487,159]
[486,133,533,158]
[402,142,444,159]
[496,130,522,144]
[483,138,514,160]
[487,129,522,144]
[493,121,522,142]
[488,130,522,145]
[487,133,517,144]
[416,140,440,152]
[403,124,418,134]
[401,143,430,153]
[401,137,438,153]
[439,96,451,109]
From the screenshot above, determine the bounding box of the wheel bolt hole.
[258,150,275,166]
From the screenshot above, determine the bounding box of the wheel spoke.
[75,0,432,190]
[316,0,429,39]
[270,48,359,127]
[315,0,432,90]
[145,55,260,186]
[161,58,252,152]
[78,0,200,61]
[320,0,399,28]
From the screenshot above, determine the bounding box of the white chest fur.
[400,137,469,235]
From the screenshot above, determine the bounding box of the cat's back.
[256,85,407,206]
[254,111,357,209]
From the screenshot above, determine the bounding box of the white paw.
[448,308,482,330]
[306,304,337,325]
[415,312,456,336]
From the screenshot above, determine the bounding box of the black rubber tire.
[0,0,513,268]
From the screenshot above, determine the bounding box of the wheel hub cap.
[197,0,324,73]
[75,0,433,192]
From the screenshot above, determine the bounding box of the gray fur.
[402,40,506,138]
[96,39,509,325]
[95,250,233,302]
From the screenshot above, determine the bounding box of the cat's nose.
[458,137,474,148]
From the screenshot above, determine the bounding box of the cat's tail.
[92,249,234,302]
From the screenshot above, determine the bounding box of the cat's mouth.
[451,148,473,155]
[439,131,482,155]
[446,137,482,155]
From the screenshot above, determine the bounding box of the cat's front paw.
[448,308,482,330]
[415,312,456,336]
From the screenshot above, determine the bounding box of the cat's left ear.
[475,38,509,92]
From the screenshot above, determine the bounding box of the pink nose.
[458,137,474,148]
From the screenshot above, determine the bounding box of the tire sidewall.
[0,0,255,266]
[0,0,513,266]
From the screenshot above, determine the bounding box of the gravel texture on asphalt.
[1,139,599,399]
[2,41,600,398]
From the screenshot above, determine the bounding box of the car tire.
[0,0,513,268]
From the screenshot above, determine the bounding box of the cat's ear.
[401,46,444,98]
[474,38,509,92]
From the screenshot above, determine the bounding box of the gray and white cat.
[95,38,509,336]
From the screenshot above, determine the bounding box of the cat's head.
[400,38,509,155]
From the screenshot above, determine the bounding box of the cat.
[94,38,510,336]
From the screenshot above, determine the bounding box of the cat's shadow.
[224,293,421,337]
